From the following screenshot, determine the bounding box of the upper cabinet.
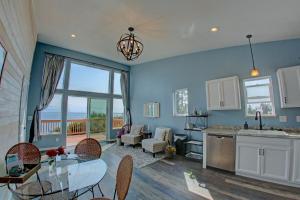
[277,66,300,108]
[206,76,241,110]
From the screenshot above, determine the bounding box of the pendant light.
[246,34,260,77]
[117,27,143,61]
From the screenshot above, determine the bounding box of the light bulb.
[250,68,260,77]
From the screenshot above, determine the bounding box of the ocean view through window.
[40,58,126,146]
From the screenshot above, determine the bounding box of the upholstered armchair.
[142,127,172,157]
[121,124,144,147]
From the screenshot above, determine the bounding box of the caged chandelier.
[117,27,143,61]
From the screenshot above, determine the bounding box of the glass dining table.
[9,154,107,199]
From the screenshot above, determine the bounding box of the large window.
[56,63,66,89]
[243,76,275,116]
[113,98,124,129]
[114,72,122,95]
[173,88,188,116]
[40,59,126,141]
[40,94,62,135]
[69,62,110,93]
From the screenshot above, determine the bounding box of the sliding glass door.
[66,96,108,147]
[88,98,108,142]
[66,96,87,147]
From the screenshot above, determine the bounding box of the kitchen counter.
[203,128,237,136]
[203,126,300,139]
[237,129,300,139]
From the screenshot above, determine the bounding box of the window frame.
[243,76,276,117]
[41,58,127,137]
[173,88,189,117]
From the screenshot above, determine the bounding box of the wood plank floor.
[1,148,300,200]
[79,150,300,200]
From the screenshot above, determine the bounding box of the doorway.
[66,96,108,147]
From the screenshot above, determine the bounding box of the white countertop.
[203,128,237,136]
[203,127,300,139]
[237,129,300,139]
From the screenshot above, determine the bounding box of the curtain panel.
[120,71,132,126]
[29,54,65,142]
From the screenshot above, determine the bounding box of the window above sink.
[243,76,276,117]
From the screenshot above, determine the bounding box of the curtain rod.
[44,52,129,72]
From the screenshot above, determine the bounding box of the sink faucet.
[255,111,263,130]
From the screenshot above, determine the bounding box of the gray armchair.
[142,127,172,157]
[121,124,144,147]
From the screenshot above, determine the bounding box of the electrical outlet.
[296,116,300,123]
[56,137,59,142]
[279,116,288,123]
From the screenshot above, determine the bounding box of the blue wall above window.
[130,38,300,134]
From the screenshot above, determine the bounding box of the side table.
[141,131,152,139]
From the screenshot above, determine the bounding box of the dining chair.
[74,138,102,159]
[5,142,52,197]
[75,138,104,197]
[91,155,133,200]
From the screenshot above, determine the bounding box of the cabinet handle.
[259,148,265,156]
[259,149,265,156]
[220,101,224,107]
[284,97,287,104]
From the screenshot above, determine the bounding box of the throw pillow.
[130,125,144,135]
[154,128,166,141]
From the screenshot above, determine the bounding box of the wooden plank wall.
[0,0,37,163]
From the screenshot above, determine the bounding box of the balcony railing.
[40,118,124,135]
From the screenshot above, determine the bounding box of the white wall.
[0,0,37,163]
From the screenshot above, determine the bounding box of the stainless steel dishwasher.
[206,134,235,172]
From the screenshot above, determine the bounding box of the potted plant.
[116,129,124,146]
[165,141,176,159]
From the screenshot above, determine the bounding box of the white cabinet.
[260,144,290,181]
[206,80,221,110]
[236,142,260,176]
[292,140,300,184]
[277,65,300,108]
[236,136,292,184]
[206,76,241,110]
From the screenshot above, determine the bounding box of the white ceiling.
[32,0,300,65]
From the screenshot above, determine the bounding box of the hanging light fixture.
[246,34,260,77]
[117,27,143,61]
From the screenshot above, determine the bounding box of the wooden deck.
[66,132,106,147]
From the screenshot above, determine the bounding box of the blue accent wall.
[27,42,129,148]
[130,39,300,136]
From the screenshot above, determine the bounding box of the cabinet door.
[236,143,260,176]
[277,66,300,108]
[221,77,241,110]
[206,80,221,110]
[292,140,300,184]
[261,145,290,181]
